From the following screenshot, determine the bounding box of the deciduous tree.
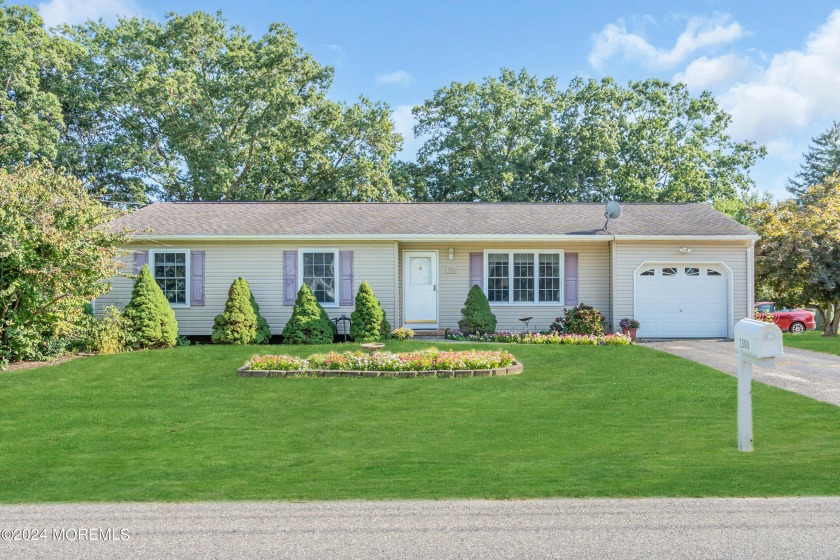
[0,163,129,364]
[408,69,764,205]
[753,178,840,336]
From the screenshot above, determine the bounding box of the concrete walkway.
[642,339,840,406]
[1,498,839,559]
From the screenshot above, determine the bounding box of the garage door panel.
[636,265,728,338]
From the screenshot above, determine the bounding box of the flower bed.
[239,349,522,378]
[444,330,632,345]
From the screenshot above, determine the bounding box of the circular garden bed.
[238,349,523,378]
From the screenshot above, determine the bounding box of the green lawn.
[784,331,840,355]
[1,341,839,503]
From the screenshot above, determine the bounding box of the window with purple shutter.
[339,251,354,306]
[564,253,578,306]
[469,252,483,289]
[190,251,205,306]
[284,250,298,305]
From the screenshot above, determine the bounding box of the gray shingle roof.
[113,202,756,237]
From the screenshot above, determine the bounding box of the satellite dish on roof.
[603,200,621,232]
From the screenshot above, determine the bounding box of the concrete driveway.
[642,339,840,406]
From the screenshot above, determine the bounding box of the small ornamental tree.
[212,278,257,344]
[250,291,272,344]
[282,284,336,344]
[459,284,497,335]
[350,281,385,342]
[124,265,178,348]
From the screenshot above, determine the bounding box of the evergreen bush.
[380,309,393,340]
[212,277,257,344]
[123,265,178,348]
[458,284,497,335]
[350,281,385,342]
[281,284,336,344]
[250,291,272,344]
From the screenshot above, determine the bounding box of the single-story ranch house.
[100,202,759,339]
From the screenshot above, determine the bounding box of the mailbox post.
[733,319,784,451]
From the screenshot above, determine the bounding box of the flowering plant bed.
[445,330,632,345]
[239,349,522,378]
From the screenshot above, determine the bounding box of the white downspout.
[747,240,756,320]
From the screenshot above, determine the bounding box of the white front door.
[403,251,438,327]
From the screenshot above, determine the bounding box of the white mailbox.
[733,318,784,453]
[734,318,784,358]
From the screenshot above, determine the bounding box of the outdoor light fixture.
[448,247,455,260]
[679,246,692,254]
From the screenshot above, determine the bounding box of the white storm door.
[403,251,438,326]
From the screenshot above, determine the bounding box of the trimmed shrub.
[282,284,336,344]
[350,281,385,342]
[83,306,135,354]
[551,303,605,336]
[124,265,178,348]
[212,278,258,344]
[391,327,415,340]
[250,291,272,344]
[458,284,497,335]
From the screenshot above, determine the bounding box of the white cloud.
[673,54,751,90]
[589,15,745,70]
[323,44,346,66]
[37,0,142,27]
[720,9,840,143]
[391,104,425,158]
[375,70,416,87]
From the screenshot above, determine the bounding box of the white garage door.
[635,265,728,338]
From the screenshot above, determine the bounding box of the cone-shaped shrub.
[282,284,336,344]
[380,309,392,340]
[458,284,497,335]
[350,281,384,342]
[250,291,272,344]
[124,265,178,348]
[212,277,257,344]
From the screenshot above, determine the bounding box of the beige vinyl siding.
[399,242,611,331]
[611,240,751,335]
[96,241,396,336]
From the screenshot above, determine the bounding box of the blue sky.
[27,0,840,199]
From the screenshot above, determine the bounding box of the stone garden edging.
[237,361,523,378]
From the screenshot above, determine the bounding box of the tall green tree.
[0,163,129,364]
[787,121,840,202]
[57,11,403,205]
[753,178,840,337]
[0,2,77,167]
[408,69,765,204]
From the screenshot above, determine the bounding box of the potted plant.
[619,318,640,342]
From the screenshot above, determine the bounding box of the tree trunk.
[828,302,840,337]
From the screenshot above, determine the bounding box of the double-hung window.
[149,250,190,306]
[300,249,338,305]
[485,250,563,304]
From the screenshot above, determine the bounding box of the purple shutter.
[469,252,483,289]
[190,251,205,306]
[284,250,298,305]
[339,251,354,306]
[134,250,148,273]
[564,252,578,306]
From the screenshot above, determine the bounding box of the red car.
[755,302,817,334]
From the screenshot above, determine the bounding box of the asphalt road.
[642,339,840,406]
[2,498,839,559]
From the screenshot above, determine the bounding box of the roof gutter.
[127,233,758,243]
